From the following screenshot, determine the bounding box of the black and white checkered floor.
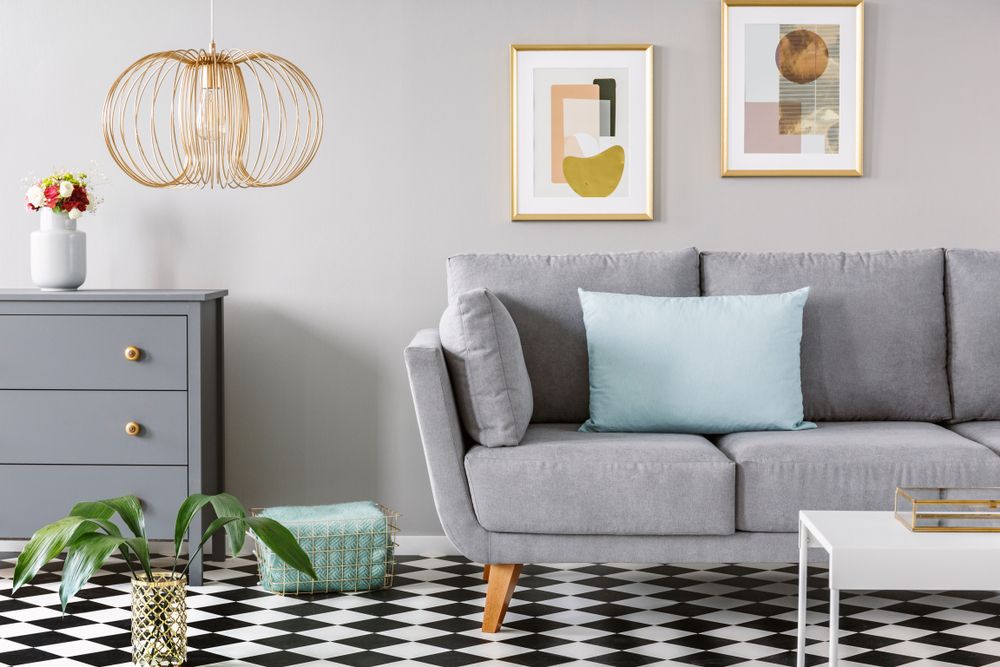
[3,553,1000,666]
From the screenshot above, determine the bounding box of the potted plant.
[23,170,99,291]
[11,493,318,667]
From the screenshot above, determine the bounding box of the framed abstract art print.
[722,0,863,176]
[510,44,653,220]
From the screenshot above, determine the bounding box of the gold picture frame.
[722,0,864,176]
[510,44,653,220]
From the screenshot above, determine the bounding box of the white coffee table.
[797,510,1000,666]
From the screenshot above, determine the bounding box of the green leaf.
[182,516,246,574]
[199,516,243,551]
[246,517,318,581]
[69,501,115,521]
[59,533,127,611]
[97,496,145,539]
[126,537,153,580]
[64,500,142,574]
[173,493,247,566]
[67,501,120,541]
[173,494,211,558]
[208,493,247,557]
[67,517,121,554]
[13,516,89,593]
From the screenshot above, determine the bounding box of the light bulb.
[196,87,226,142]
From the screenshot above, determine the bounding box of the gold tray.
[895,487,1000,532]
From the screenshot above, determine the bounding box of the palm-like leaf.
[181,515,244,575]
[15,493,316,601]
[59,533,127,611]
[68,501,137,576]
[13,516,92,593]
[69,501,115,521]
[247,516,318,581]
[208,493,247,556]
[126,537,153,579]
[97,496,145,538]
[174,493,246,561]
[173,494,211,558]
[201,516,243,547]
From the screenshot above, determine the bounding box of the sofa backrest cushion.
[447,250,701,422]
[946,249,1000,421]
[701,249,950,421]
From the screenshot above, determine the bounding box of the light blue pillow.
[579,287,815,434]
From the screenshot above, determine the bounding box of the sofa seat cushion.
[464,424,735,535]
[717,422,1000,532]
[949,421,1000,456]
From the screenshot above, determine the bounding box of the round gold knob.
[125,421,142,436]
[124,346,142,361]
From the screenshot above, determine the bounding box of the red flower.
[63,187,89,212]
[43,185,60,209]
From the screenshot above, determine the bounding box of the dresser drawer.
[0,465,188,538]
[0,390,186,465]
[0,315,186,390]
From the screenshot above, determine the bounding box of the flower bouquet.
[23,169,100,290]
[25,171,95,220]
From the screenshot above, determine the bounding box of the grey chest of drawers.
[0,289,226,585]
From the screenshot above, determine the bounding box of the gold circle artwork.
[103,42,323,189]
[775,29,829,84]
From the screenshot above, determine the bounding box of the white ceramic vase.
[31,208,86,291]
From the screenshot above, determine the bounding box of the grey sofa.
[404,248,1000,632]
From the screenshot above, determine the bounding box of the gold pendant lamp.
[102,0,323,188]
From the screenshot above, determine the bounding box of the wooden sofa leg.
[482,564,522,632]
[483,564,491,582]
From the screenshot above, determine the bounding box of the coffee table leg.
[829,587,840,665]
[797,521,808,667]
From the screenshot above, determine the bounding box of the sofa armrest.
[404,329,489,562]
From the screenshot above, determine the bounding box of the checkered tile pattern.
[2,552,1000,666]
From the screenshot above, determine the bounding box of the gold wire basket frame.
[131,572,187,667]
[894,487,1000,533]
[252,504,400,595]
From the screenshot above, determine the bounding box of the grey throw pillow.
[439,288,533,447]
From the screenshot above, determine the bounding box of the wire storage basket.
[253,502,399,595]
[131,572,187,667]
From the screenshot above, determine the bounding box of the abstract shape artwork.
[550,83,623,190]
[745,23,839,155]
[563,145,626,197]
[511,45,652,219]
[550,84,600,183]
[744,102,801,153]
[593,78,617,137]
[722,0,863,176]
[775,29,829,84]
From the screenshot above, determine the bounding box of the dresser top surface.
[0,289,227,301]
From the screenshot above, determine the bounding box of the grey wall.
[1,0,998,535]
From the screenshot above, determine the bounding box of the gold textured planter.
[131,573,187,666]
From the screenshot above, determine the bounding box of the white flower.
[25,185,44,208]
[58,180,74,198]
[67,208,82,221]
